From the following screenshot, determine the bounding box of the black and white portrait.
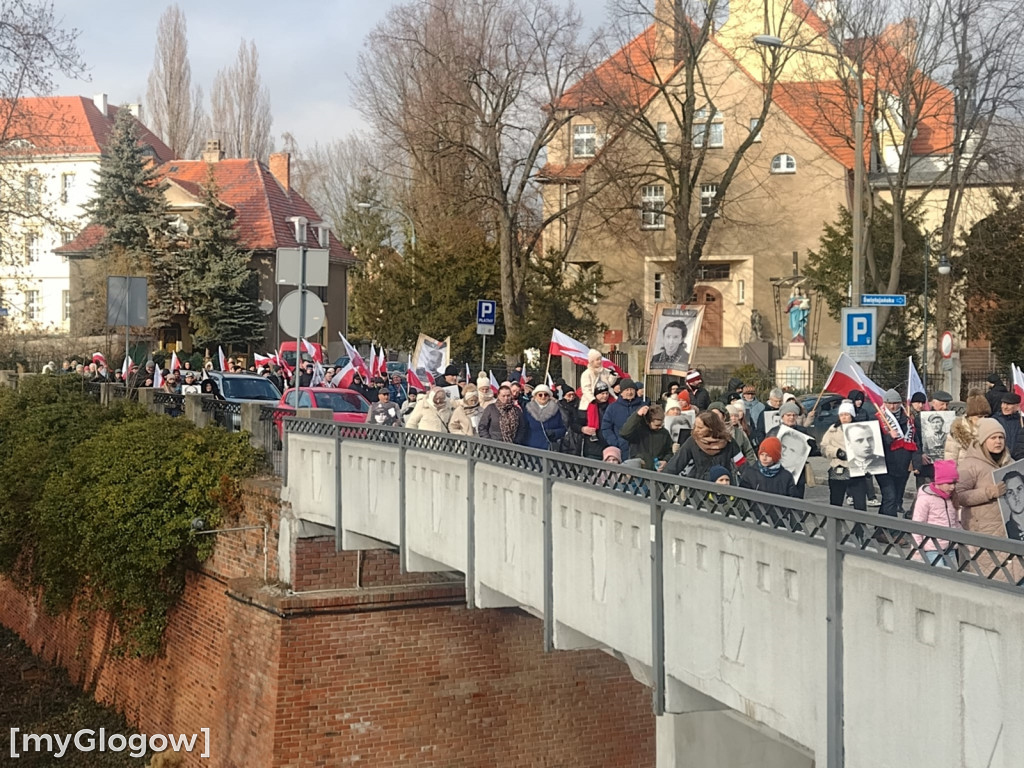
[763,410,782,435]
[993,461,1024,541]
[646,305,704,375]
[776,424,812,479]
[920,411,955,462]
[841,420,887,477]
[665,411,695,443]
[413,334,448,374]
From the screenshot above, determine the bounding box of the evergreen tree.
[178,169,265,350]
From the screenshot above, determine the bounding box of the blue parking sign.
[841,307,877,362]
[476,300,496,325]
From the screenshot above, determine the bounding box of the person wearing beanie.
[910,459,962,567]
[449,386,482,436]
[763,399,820,498]
[957,418,1012,540]
[581,381,614,460]
[708,464,732,485]
[601,378,647,455]
[579,349,615,412]
[985,373,1009,415]
[602,446,622,464]
[684,369,711,412]
[871,386,918,519]
[738,435,799,500]
[820,400,868,510]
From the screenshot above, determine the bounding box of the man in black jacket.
[985,373,1009,416]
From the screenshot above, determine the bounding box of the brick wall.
[200,477,283,583]
[291,538,456,592]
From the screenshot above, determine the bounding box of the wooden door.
[694,285,723,347]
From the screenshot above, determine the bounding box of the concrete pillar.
[241,402,263,451]
[100,382,114,406]
[137,387,160,415]
[656,711,814,768]
[185,393,211,428]
[296,407,334,422]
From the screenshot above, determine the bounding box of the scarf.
[525,399,557,423]
[498,401,522,443]
[693,427,728,456]
[758,461,783,478]
[929,482,952,500]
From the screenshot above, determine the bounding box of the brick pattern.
[292,539,455,592]
[200,477,283,583]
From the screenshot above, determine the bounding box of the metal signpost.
[841,307,877,363]
[277,218,330,361]
[476,300,496,372]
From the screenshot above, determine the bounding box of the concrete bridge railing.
[280,420,1024,768]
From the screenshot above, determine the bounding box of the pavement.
[804,456,918,512]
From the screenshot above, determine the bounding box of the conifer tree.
[179,169,265,350]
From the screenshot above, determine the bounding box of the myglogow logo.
[8,727,210,759]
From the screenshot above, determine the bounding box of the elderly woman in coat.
[521,384,566,450]
[405,387,453,433]
[449,386,482,436]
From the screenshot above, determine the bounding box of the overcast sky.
[49,0,400,150]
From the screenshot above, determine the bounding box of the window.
[641,185,666,229]
[573,124,597,158]
[62,290,70,321]
[692,108,724,148]
[771,154,797,174]
[700,184,720,217]
[61,231,75,245]
[24,290,39,320]
[654,272,664,301]
[697,263,731,280]
[23,232,41,263]
[737,279,746,304]
[657,122,668,141]
[60,172,75,204]
[23,173,41,207]
[749,118,762,142]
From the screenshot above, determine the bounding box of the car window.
[297,391,313,408]
[284,390,297,407]
[220,377,281,400]
[315,391,370,414]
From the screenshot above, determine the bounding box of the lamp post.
[754,35,865,308]
[356,201,417,253]
[922,233,952,375]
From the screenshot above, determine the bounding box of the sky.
[48,0,403,150]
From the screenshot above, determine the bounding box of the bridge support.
[656,710,814,768]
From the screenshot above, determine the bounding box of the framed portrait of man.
[920,411,955,462]
[776,424,812,479]
[763,410,782,435]
[993,460,1024,541]
[665,411,695,443]
[646,304,704,376]
[841,420,887,477]
[413,334,449,374]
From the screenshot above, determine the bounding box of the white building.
[0,94,172,332]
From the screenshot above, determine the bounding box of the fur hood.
[950,416,978,449]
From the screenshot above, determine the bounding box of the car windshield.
[221,377,281,401]
[315,391,369,414]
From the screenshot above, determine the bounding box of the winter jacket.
[449,403,482,436]
[956,440,1011,538]
[664,436,741,480]
[746,399,766,433]
[820,422,849,472]
[738,463,799,497]
[477,402,528,444]
[579,366,614,411]
[995,411,1022,460]
[522,402,567,450]
[405,396,452,433]
[581,400,610,459]
[986,383,1009,417]
[689,386,711,413]
[620,411,674,470]
[910,484,962,552]
[879,408,914,476]
[601,396,647,454]
[731,425,756,465]
[366,401,402,426]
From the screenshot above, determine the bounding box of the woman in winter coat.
[406,388,453,433]
[911,460,962,567]
[449,386,482,436]
[725,402,757,465]
[820,400,867,510]
[620,405,673,470]
[521,384,566,450]
[664,411,742,480]
[945,393,990,462]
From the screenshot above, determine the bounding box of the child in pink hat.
[910,460,962,567]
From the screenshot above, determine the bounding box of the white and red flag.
[907,356,926,407]
[548,329,626,378]
[339,332,369,379]
[368,342,378,378]
[377,346,386,379]
[92,352,106,367]
[169,351,181,372]
[218,346,227,371]
[822,352,885,407]
[1012,363,1024,401]
[153,365,164,388]
[331,361,356,388]
[488,370,501,395]
[121,355,132,382]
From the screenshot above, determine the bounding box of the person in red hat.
[738,436,799,497]
[684,369,710,412]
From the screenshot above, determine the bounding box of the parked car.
[799,393,844,444]
[280,341,325,368]
[385,360,408,377]
[274,387,371,441]
[203,371,282,429]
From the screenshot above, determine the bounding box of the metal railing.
[201,398,241,431]
[258,406,292,476]
[153,391,184,417]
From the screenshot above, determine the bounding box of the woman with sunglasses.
[522,384,566,451]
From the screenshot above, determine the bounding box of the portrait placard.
[776,424,812,479]
[993,459,1024,540]
[920,411,955,462]
[646,304,704,376]
[841,419,887,477]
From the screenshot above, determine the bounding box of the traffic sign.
[842,307,877,363]
[476,299,496,336]
[940,331,954,359]
[860,294,907,307]
[278,289,325,338]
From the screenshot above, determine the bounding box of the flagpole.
[810,355,843,414]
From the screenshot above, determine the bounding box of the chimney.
[269,152,290,192]
[127,103,142,120]
[654,0,684,74]
[202,139,224,163]
[93,93,108,114]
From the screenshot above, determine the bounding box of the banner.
[907,356,926,406]
[413,333,449,375]
[645,304,704,376]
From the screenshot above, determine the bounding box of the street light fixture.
[356,201,417,252]
[754,34,866,309]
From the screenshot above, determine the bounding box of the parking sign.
[842,307,877,363]
[476,299,496,336]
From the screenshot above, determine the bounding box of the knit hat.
[975,417,1005,447]
[848,389,865,402]
[726,402,744,417]
[532,384,552,397]
[602,446,622,462]
[618,379,638,392]
[838,401,856,417]
[910,392,927,404]
[665,397,681,413]
[677,390,691,405]
[782,392,796,404]
[708,465,731,482]
[932,460,959,485]
[685,370,702,387]
[594,381,610,394]
[779,402,801,416]
[444,364,459,377]
[987,373,1003,385]
[708,401,727,414]
[883,388,902,404]
[759,437,782,464]
[477,373,491,390]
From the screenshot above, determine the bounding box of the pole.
[298,244,307,369]
[851,99,864,309]
[922,239,929,378]
[481,335,487,375]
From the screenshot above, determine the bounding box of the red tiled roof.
[0,96,173,162]
[556,26,665,111]
[772,80,875,168]
[53,222,105,255]
[156,158,354,263]
[538,160,590,181]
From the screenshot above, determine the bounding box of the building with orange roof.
[0,94,172,333]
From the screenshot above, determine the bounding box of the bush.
[0,376,260,656]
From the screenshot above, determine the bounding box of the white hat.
[838,400,856,417]
[532,384,552,396]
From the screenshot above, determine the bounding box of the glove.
[990,482,1006,500]
[836,449,847,461]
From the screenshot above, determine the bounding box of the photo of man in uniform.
[842,420,887,477]
[995,466,1024,540]
[921,411,955,462]
[651,320,689,367]
[646,306,703,375]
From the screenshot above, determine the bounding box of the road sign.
[940,331,954,359]
[278,289,325,339]
[842,307,877,363]
[476,299,496,336]
[276,248,330,287]
[860,294,907,307]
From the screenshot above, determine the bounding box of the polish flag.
[153,365,164,388]
[170,351,181,372]
[92,352,106,367]
[907,356,926,407]
[1012,364,1024,401]
[310,360,325,387]
[548,329,626,378]
[424,370,435,387]
[332,361,356,388]
[368,342,378,378]
[545,371,554,389]
[254,352,272,367]
[218,346,227,371]
[520,361,528,386]
[732,450,747,469]
[407,368,427,392]
[377,346,387,379]
[275,348,293,380]
[822,352,885,407]
[339,332,369,379]
[121,355,132,382]
[465,362,472,384]
[488,370,501,395]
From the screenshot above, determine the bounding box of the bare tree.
[209,39,273,160]
[145,4,206,159]
[354,0,599,362]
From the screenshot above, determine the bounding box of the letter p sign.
[842,307,877,362]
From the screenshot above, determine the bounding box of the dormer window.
[573,124,597,158]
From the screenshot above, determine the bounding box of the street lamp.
[356,201,417,253]
[754,34,866,309]
[922,232,952,373]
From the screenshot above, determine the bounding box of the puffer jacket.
[819,422,849,471]
[944,416,978,463]
[405,395,452,433]
[449,403,482,436]
[956,420,1011,538]
[911,484,962,552]
[601,395,647,454]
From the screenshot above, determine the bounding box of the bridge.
[278,419,1024,768]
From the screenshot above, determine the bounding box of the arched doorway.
[693,285,723,347]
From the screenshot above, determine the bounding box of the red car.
[274,387,371,440]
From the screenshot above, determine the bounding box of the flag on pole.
[169,351,181,372]
[121,355,132,382]
[489,370,501,395]
[368,342,378,378]
[548,329,627,378]
[339,332,369,379]
[545,371,554,389]
[822,352,885,407]
[465,362,471,385]
[332,361,356,388]
[1012,363,1024,401]
[377,346,387,379]
[218,346,227,371]
[407,354,427,392]
[275,347,293,380]
[520,361,528,386]
[310,360,325,387]
[907,356,926,407]
[92,352,106,367]
[153,365,164,389]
